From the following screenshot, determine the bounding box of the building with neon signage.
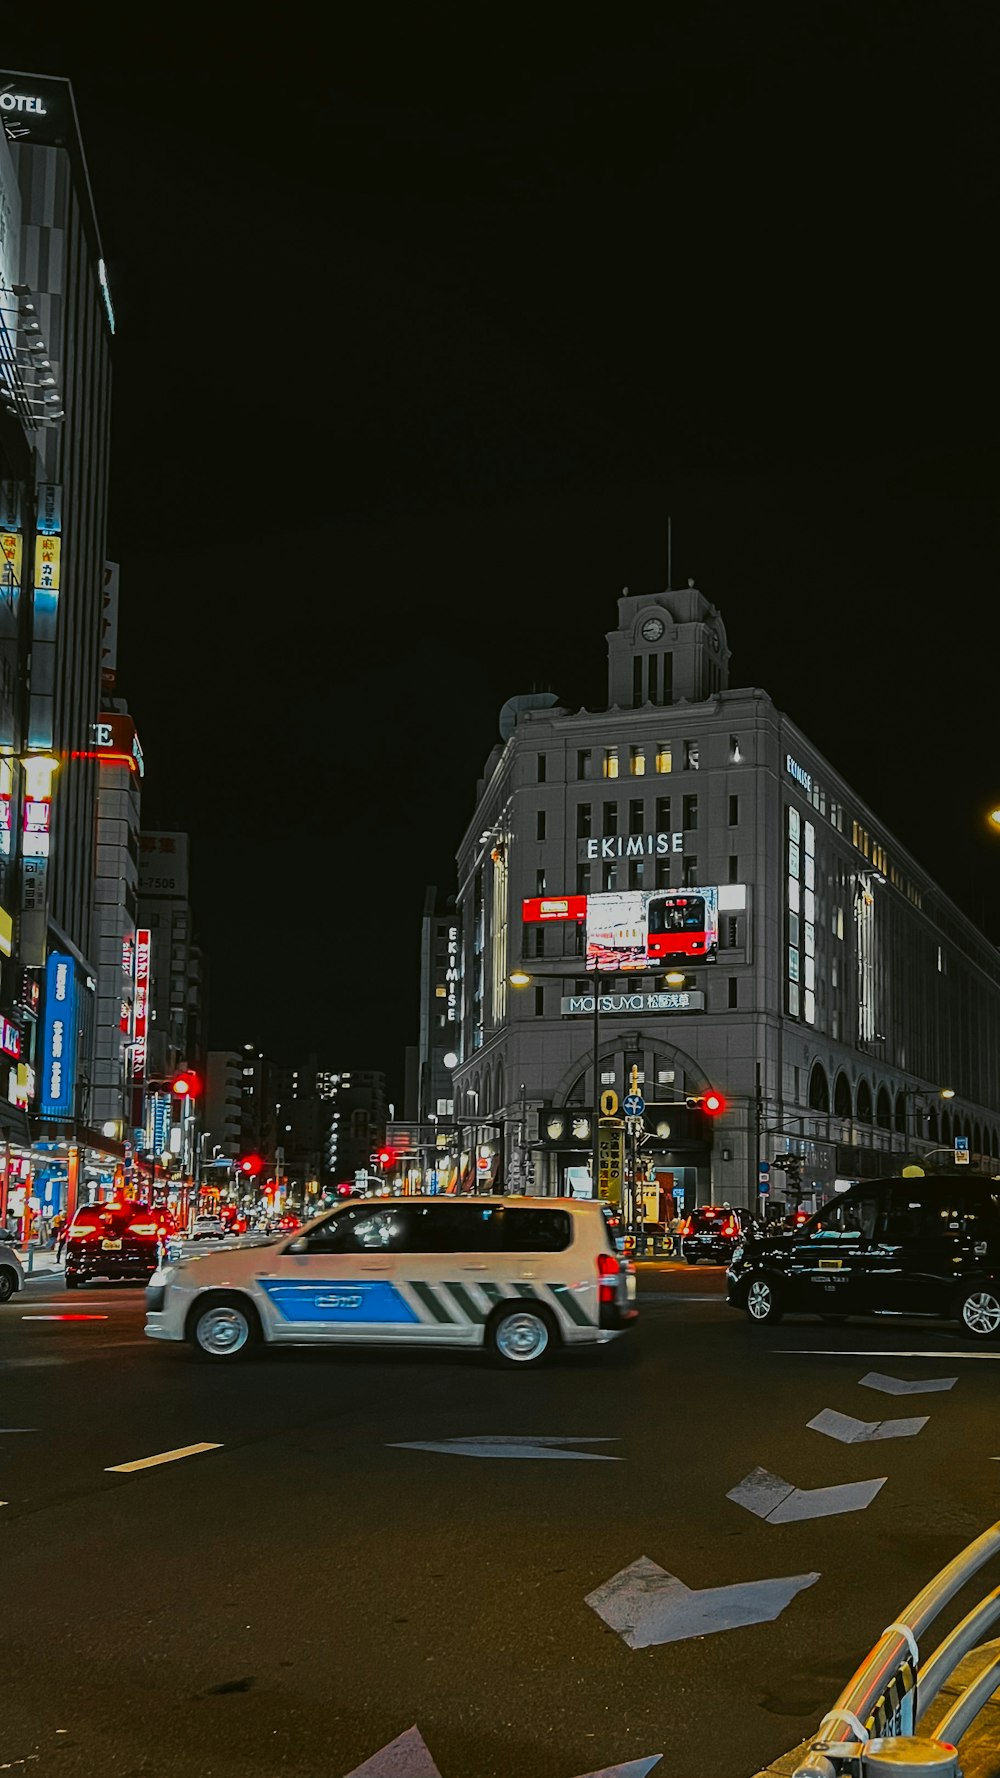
[450,583,1000,1211]
[0,71,119,1219]
[91,702,143,1141]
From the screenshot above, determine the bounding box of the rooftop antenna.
[667,514,672,591]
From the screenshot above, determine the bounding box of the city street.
[2,1264,998,1778]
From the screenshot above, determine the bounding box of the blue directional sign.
[623,1093,645,1117]
[955,1135,970,1166]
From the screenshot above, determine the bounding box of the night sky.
[5,10,998,1094]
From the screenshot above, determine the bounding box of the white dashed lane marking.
[106,1442,222,1474]
[727,1465,886,1523]
[808,1407,929,1443]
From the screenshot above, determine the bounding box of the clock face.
[641,616,665,642]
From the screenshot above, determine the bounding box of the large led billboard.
[585,888,719,972]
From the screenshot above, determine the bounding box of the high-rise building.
[136,831,203,1188]
[451,582,1000,1212]
[323,1070,387,1185]
[1,72,117,1224]
[416,886,459,1124]
[90,701,143,1140]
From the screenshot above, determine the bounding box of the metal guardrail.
[791,1520,1000,1776]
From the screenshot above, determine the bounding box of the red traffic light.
[702,1091,727,1117]
[171,1070,201,1098]
[239,1153,264,1177]
[377,1146,398,1170]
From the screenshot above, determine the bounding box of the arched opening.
[942,1109,952,1146]
[808,1063,830,1112]
[856,1079,873,1123]
[876,1086,892,1130]
[974,1121,983,1158]
[894,1094,906,1135]
[834,1072,853,1118]
[928,1107,939,1143]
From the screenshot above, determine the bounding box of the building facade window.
[661,654,673,701]
[728,854,739,883]
[603,800,619,833]
[730,735,742,763]
[648,655,658,702]
[577,749,592,779]
[536,755,546,783]
[535,868,546,894]
[536,809,546,840]
[630,745,646,776]
[628,859,645,889]
[655,742,672,774]
[533,927,545,958]
[655,858,670,888]
[629,798,644,835]
[683,794,698,830]
[682,855,697,886]
[576,863,592,894]
[655,795,670,830]
[684,740,699,770]
[602,862,619,891]
[633,656,643,706]
[728,794,739,825]
[534,986,544,1017]
[603,747,619,779]
[728,977,738,1009]
[577,802,592,838]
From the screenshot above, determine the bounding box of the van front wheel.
[487,1303,556,1367]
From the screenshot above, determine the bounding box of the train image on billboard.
[585,888,719,972]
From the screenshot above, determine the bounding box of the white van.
[144,1196,637,1367]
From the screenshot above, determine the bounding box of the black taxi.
[726,1176,1000,1339]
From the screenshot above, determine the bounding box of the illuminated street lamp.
[988,809,1000,829]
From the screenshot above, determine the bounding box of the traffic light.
[685,1091,727,1115]
[239,1153,263,1178]
[171,1070,201,1098]
[377,1146,398,1171]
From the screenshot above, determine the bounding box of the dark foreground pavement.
[2,1265,998,1778]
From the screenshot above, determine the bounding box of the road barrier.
[780,1520,1000,1776]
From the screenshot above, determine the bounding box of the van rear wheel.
[488,1303,556,1367]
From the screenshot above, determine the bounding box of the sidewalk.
[13,1245,65,1278]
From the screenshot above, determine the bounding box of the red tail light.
[597,1250,621,1304]
[722,1216,738,1237]
[69,1223,99,1239]
[128,1221,160,1237]
[679,1217,693,1237]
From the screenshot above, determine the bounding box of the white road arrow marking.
[573,1759,662,1777]
[727,1465,885,1522]
[344,1727,442,1777]
[388,1435,622,1461]
[341,1731,661,1777]
[585,1555,819,1648]
[860,1371,957,1396]
[808,1407,928,1443]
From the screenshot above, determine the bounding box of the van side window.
[405,1204,501,1252]
[811,1194,880,1240]
[879,1187,964,1245]
[497,1209,572,1252]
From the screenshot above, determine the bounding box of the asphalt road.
[2,1261,998,1778]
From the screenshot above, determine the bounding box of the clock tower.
[606,581,730,709]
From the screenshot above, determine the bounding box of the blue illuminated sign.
[39,950,77,1119]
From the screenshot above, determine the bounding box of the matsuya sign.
[579,831,684,861]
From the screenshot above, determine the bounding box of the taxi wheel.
[64,1273,80,1290]
[488,1303,557,1367]
[958,1287,1000,1340]
[189,1293,260,1362]
[0,1267,17,1303]
[745,1277,783,1325]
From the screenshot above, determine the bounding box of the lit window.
[684,740,699,770]
[730,735,742,763]
[657,1068,675,1084]
[804,988,816,1024]
[629,746,646,776]
[435,985,447,997]
[603,748,619,779]
[601,1069,616,1085]
[655,743,672,774]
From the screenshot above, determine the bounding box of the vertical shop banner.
[597,1124,624,1205]
[132,929,150,1081]
[39,951,78,1119]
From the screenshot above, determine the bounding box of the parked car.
[146,1196,638,1367]
[65,1202,162,1289]
[0,1242,25,1302]
[680,1205,752,1264]
[727,1176,1000,1338]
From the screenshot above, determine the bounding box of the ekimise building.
[450,583,1000,1208]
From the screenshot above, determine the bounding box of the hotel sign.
[561,990,705,1016]
[579,831,683,861]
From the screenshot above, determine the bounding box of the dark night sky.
[5,9,999,1094]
